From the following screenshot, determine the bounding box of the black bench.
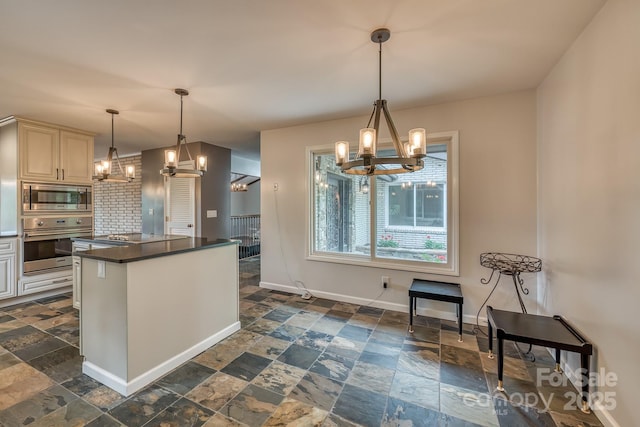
[409,279,463,341]
[487,305,593,414]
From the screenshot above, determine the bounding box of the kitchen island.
[75,238,239,396]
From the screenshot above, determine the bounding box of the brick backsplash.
[93,155,142,235]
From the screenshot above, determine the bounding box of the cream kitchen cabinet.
[19,120,94,184]
[0,238,17,300]
[18,269,73,296]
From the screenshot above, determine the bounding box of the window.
[308,131,459,275]
[387,182,445,227]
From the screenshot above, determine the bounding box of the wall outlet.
[206,210,217,218]
[382,276,390,288]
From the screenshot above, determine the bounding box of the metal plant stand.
[477,252,542,359]
[479,252,542,314]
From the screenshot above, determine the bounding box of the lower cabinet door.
[0,254,16,299]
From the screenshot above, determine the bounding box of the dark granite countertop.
[75,238,237,263]
[72,234,188,246]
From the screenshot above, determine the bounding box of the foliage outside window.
[308,131,458,275]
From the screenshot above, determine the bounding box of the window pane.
[375,144,448,263]
[312,153,370,256]
[388,184,414,226]
[416,184,444,227]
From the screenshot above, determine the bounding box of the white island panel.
[80,260,128,379]
[126,243,238,379]
[80,241,239,396]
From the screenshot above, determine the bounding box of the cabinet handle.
[62,169,65,180]
[56,168,59,180]
[52,278,71,284]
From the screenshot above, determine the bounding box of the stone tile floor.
[0,256,604,426]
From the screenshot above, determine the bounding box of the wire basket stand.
[480,252,542,314]
[477,252,542,359]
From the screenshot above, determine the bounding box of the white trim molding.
[83,321,240,396]
[259,280,485,326]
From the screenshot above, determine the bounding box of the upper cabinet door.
[19,122,60,181]
[60,131,94,183]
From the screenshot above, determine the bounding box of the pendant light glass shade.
[335,28,427,176]
[93,109,135,183]
[160,88,207,178]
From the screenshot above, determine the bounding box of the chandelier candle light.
[93,109,135,183]
[160,88,207,178]
[335,28,427,175]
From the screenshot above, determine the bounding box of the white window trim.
[305,130,459,276]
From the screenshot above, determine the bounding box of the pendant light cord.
[366,38,384,128]
[111,112,115,149]
[179,93,184,137]
[378,38,382,101]
[177,90,194,162]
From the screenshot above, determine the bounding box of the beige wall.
[231,181,261,216]
[537,0,640,425]
[261,90,537,321]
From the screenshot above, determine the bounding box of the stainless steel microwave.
[22,182,92,213]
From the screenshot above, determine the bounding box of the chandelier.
[160,89,207,178]
[231,183,248,192]
[93,109,135,183]
[335,28,427,175]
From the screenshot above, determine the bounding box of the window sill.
[307,252,459,276]
[383,225,446,233]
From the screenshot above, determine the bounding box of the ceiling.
[0,0,605,162]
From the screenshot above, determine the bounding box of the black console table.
[487,306,593,414]
[409,279,463,341]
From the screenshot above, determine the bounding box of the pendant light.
[335,28,427,175]
[359,176,370,194]
[93,109,135,183]
[231,183,248,192]
[160,89,207,178]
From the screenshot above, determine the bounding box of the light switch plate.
[97,261,106,279]
[206,210,217,218]
[148,208,154,215]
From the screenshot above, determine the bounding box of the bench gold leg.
[581,400,591,414]
[408,326,414,333]
[555,363,562,373]
[458,334,463,343]
[496,380,504,392]
[488,350,494,359]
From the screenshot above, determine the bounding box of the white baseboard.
[83,321,241,396]
[548,350,620,427]
[259,281,487,326]
[592,400,620,427]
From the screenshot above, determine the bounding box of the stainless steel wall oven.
[23,216,92,275]
[22,182,92,213]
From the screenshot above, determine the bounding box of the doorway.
[164,161,196,236]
